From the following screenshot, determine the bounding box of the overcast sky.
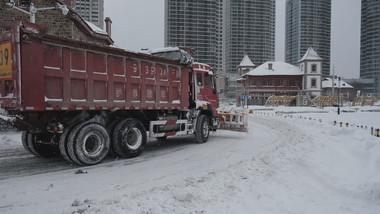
[104,0,361,79]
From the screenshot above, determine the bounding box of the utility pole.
[331,65,335,96]
[337,77,341,115]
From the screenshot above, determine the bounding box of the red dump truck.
[0,22,223,165]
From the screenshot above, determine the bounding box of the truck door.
[194,71,218,115]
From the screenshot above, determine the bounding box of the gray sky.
[104,0,361,79]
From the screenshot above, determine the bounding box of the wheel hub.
[126,128,142,150]
[82,133,103,157]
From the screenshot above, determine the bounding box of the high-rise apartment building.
[360,0,380,93]
[224,0,275,77]
[164,0,223,71]
[285,0,331,77]
[72,0,104,29]
[164,0,275,75]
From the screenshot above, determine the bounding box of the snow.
[0,106,379,214]
[194,62,214,75]
[195,100,210,109]
[45,97,63,102]
[299,47,323,62]
[150,47,181,53]
[238,55,255,67]
[244,61,302,76]
[0,93,14,98]
[322,77,354,89]
[84,20,108,35]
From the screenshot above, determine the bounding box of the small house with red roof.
[237,47,323,106]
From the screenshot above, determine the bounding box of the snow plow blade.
[218,107,249,132]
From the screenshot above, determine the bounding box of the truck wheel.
[59,123,77,163]
[194,115,210,144]
[106,118,122,157]
[67,123,110,166]
[113,118,147,158]
[21,131,34,155]
[21,131,60,158]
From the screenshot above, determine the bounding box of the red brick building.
[237,47,323,106]
[0,0,113,46]
[237,61,304,105]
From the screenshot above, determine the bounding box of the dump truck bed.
[0,23,190,112]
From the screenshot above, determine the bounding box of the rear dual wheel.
[21,131,60,158]
[59,118,146,165]
[59,122,110,166]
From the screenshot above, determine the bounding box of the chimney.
[63,0,76,7]
[105,17,112,37]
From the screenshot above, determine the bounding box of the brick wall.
[0,0,109,45]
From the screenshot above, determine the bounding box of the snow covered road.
[0,113,379,214]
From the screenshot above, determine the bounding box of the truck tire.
[112,118,147,158]
[59,123,77,163]
[21,131,34,155]
[194,115,210,144]
[67,123,110,166]
[106,118,122,157]
[21,131,60,158]
[65,122,87,164]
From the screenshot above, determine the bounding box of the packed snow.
[0,106,379,214]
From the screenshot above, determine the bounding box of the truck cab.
[192,62,219,116]
[151,48,219,116]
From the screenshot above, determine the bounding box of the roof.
[85,20,108,35]
[243,61,302,76]
[150,47,181,53]
[56,0,114,45]
[322,78,353,89]
[238,55,255,67]
[298,47,322,62]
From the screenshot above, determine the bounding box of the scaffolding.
[265,96,297,107]
[352,96,380,106]
[311,96,344,108]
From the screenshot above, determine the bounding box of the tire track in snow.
[67,116,311,214]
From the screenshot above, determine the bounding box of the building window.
[290,80,297,87]
[311,78,317,88]
[250,79,257,86]
[278,79,287,87]
[263,79,273,86]
[311,64,317,73]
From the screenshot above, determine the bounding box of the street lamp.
[5,0,69,23]
[244,76,247,108]
[337,77,341,115]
